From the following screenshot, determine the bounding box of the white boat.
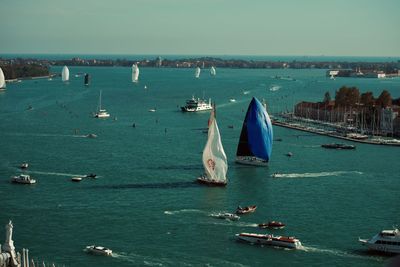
[359,229,400,254]
[61,66,70,82]
[197,108,228,186]
[11,174,36,184]
[213,213,240,221]
[194,67,201,78]
[71,177,83,182]
[0,67,6,90]
[86,133,97,138]
[229,98,236,102]
[210,66,216,76]
[85,245,112,256]
[236,233,302,249]
[20,162,29,169]
[148,108,157,112]
[94,90,110,118]
[132,63,139,83]
[181,96,213,112]
[346,133,368,140]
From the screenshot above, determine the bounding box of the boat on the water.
[94,90,110,118]
[236,205,257,215]
[20,162,29,169]
[84,73,90,86]
[258,221,286,229]
[210,66,216,76]
[11,174,36,184]
[236,97,273,166]
[213,213,240,221]
[132,63,139,83]
[86,133,97,138]
[359,228,400,254]
[197,107,228,186]
[0,67,6,90]
[85,245,113,256]
[321,143,356,150]
[181,96,212,112]
[346,133,368,140]
[61,66,69,82]
[194,67,201,78]
[236,233,302,249]
[229,98,236,102]
[71,177,83,182]
[85,173,97,178]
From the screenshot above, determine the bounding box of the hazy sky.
[1,0,399,56]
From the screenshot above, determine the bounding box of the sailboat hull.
[235,156,268,166]
[197,177,227,186]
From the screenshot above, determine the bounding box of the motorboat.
[11,174,36,184]
[86,133,97,138]
[229,98,236,102]
[286,152,293,157]
[321,143,355,150]
[20,162,29,169]
[71,177,83,182]
[359,228,400,254]
[236,233,302,249]
[85,173,97,178]
[181,96,212,112]
[346,133,368,140]
[85,245,113,256]
[236,205,257,215]
[258,221,286,229]
[213,213,240,221]
[148,108,157,112]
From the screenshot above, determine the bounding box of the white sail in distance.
[210,66,216,76]
[202,117,228,183]
[132,64,139,82]
[0,67,6,88]
[195,67,201,78]
[61,66,69,82]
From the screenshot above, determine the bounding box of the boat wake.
[7,132,89,138]
[204,220,259,228]
[272,171,363,178]
[164,209,206,215]
[26,170,88,177]
[300,245,383,262]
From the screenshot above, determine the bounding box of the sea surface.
[0,66,399,266]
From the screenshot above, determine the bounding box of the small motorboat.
[229,98,236,102]
[71,177,83,182]
[85,173,97,178]
[321,143,356,150]
[236,233,302,249]
[148,108,157,112]
[213,213,240,221]
[258,221,286,229]
[286,152,293,157]
[271,172,280,178]
[86,133,97,138]
[236,205,257,215]
[11,174,36,184]
[20,162,29,169]
[85,245,112,256]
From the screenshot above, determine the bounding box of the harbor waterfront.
[1,66,400,266]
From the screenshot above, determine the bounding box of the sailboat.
[210,66,216,76]
[195,67,201,78]
[94,90,110,118]
[0,67,6,91]
[236,97,273,166]
[197,107,228,186]
[132,63,139,83]
[84,73,90,86]
[61,66,69,82]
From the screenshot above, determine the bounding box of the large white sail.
[202,117,228,183]
[132,64,139,82]
[0,67,6,88]
[61,66,69,82]
[210,66,216,76]
[195,67,201,78]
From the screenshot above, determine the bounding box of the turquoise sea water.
[0,66,399,266]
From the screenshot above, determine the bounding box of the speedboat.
[148,108,157,112]
[85,245,112,256]
[71,177,83,182]
[236,205,257,215]
[359,228,400,254]
[181,96,212,112]
[286,152,293,157]
[11,174,36,184]
[271,173,280,178]
[213,213,240,221]
[85,173,97,178]
[86,133,97,138]
[236,233,302,249]
[321,143,355,150]
[20,162,29,169]
[229,98,236,102]
[258,221,286,229]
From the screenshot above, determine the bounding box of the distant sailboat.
[210,66,216,76]
[84,73,90,86]
[197,108,228,186]
[0,67,6,90]
[61,66,69,82]
[195,67,201,78]
[236,97,273,166]
[94,90,110,118]
[132,63,139,83]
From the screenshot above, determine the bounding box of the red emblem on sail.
[207,159,216,170]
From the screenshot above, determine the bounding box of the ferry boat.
[11,174,36,184]
[236,233,302,249]
[359,228,400,254]
[85,245,113,256]
[181,96,212,112]
[321,143,356,150]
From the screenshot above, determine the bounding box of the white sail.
[0,67,6,88]
[195,67,201,78]
[210,66,216,76]
[132,64,139,82]
[202,117,228,183]
[61,66,69,82]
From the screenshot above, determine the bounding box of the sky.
[0,0,399,56]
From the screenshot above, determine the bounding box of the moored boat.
[85,245,113,256]
[11,174,36,184]
[359,228,400,254]
[236,233,302,249]
[258,221,286,229]
[236,205,257,215]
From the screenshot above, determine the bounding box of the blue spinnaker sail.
[241,97,273,161]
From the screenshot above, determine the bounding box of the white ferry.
[359,229,400,254]
[236,232,302,249]
[181,96,212,112]
[11,174,36,184]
